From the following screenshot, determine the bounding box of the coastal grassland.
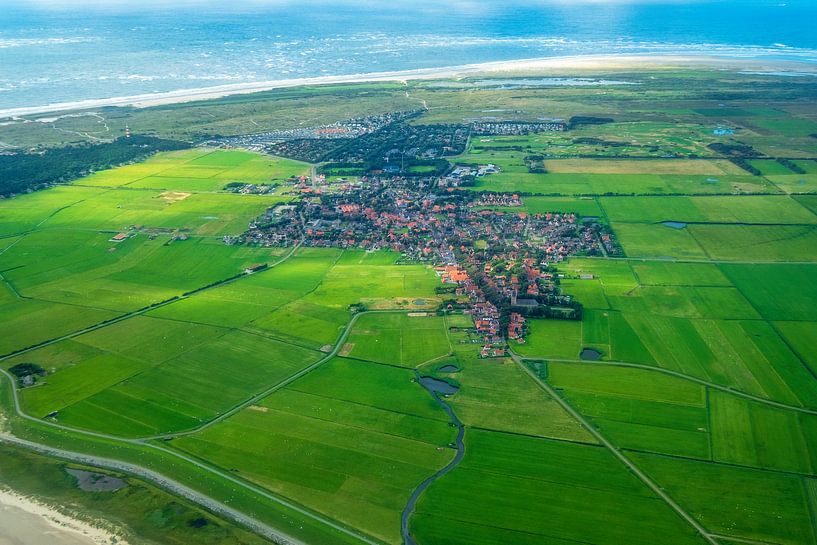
[123,152,309,192]
[513,318,583,359]
[77,149,215,187]
[615,314,817,407]
[464,171,770,196]
[444,347,594,443]
[462,121,718,159]
[770,164,817,194]
[775,321,817,376]
[606,285,760,320]
[795,194,817,215]
[549,259,817,407]
[57,329,322,437]
[601,195,817,224]
[39,188,290,235]
[250,254,441,349]
[410,429,710,545]
[547,362,710,459]
[630,261,731,287]
[544,158,745,175]
[3,314,322,436]
[629,452,817,545]
[721,263,817,321]
[611,223,707,259]
[1,149,295,237]
[687,224,817,261]
[0,298,118,356]
[344,314,450,367]
[0,442,275,545]
[0,389,370,545]
[1,231,285,312]
[171,357,455,545]
[0,185,107,236]
[708,389,817,474]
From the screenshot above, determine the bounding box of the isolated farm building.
[244,263,267,274]
[109,233,129,243]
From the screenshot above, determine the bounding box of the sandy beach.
[0,489,128,545]
[2,54,815,119]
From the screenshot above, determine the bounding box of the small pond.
[419,376,460,395]
[662,221,687,229]
[579,348,603,361]
[438,365,461,373]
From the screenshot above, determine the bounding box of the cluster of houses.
[239,170,616,343]
[471,120,566,135]
[473,193,522,208]
[440,164,500,188]
[224,182,278,195]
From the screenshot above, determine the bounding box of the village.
[237,168,620,349]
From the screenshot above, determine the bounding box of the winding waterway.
[401,374,465,545]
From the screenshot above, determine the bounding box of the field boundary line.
[0,244,301,363]
[511,352,719,545]
[530,357,817,416]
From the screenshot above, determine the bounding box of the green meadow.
[3,71,817,545]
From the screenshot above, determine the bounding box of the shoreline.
[2,53,816,119]
[0,488,129,545]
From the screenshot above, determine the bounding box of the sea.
[1,0,817,111]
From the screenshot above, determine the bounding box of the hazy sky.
[0,0,789,11]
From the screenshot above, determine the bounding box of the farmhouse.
[109,233,130,243]
[244,263,267,274]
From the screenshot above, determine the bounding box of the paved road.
[511,352,719,545]
[520,356,817,416]
[0,246,389,545]
[0,434,303,545]
[0,314,393,545]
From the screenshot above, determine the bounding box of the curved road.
[0,247,405,545]
[518,356,817,416]
[0,313,392,545]
[0,433,303,545]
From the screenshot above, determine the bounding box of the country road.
[0,246,397,545]
[516,356,817,415]
[0,434,303,545]
[511,352,719,545]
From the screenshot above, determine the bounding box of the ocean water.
[1,0,817,111]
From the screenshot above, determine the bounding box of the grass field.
[630,452,817,545]
[3,71,817,545]
[344,314,451,367]
[411,429,710,545]
[173,357,455,545]
[550,362,710,459]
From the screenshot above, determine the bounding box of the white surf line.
[3,54,815,119]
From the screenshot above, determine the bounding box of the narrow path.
[401,373,465,545]
[520,356,817,416]
[511,352,719,545]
